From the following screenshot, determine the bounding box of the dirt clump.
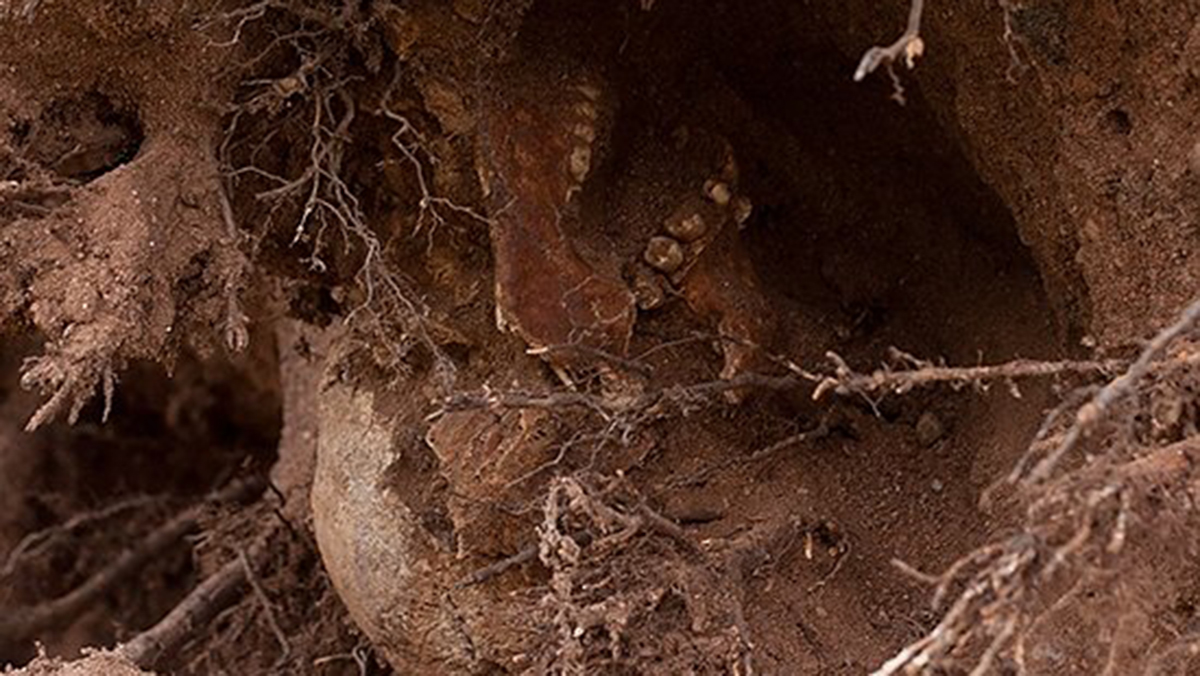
[7,650,149,676]
[0,0,250,431]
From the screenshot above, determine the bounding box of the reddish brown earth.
[0,1,1197,674]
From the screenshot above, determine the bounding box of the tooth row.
[565,83,601,194]
[642,174,754,279]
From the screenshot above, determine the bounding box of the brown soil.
[0,1,1197,674]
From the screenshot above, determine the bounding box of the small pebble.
[931,479,944,493]
[644,236,685,273]
[915,411,945,447]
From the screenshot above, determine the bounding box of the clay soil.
[0,1,1198,675]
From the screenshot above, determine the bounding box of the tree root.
[853,0,926,103]
[0,495,159,583]
[0,476,264,652]
[1022,296,1200,485]
[874,297,1200,674]
[118,552,248,670]
[117,524,284,671]
[443,345,1125,427]
[814,347,1122,401]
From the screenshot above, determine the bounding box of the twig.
[891,557,942,586]
[998,0,1030,82]
[312,644,373,675]
[806,539,850,594]
[636,503,701,556]
[970,614,1018,676]
[117,528,290,673]
[668,421,830,489]
[853,0,927,103]
[503,430,612,490]
[527,343,654,377]
[985,384,1101,505]
[445,349,1120,442]
[814,350,1122,401]
[441,371,804,419]
[119,554,248,669]
[0,477,263,647]
[226,56,458,391]
[455,545,540,589]
[196,0,271,47]
[216,178,250,353]
[238,547,291,667]
[746,422,831,463]
[378,64,495,238]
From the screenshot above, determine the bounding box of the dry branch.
[455,545,540,589]
[444,348,1123,430]
[118,554,248,669]
[117,511,288,670]
[238,546,291,666]
[216,179,251,354]
[814,347,1122,401]
[379,78,495,237]
[439,371,805,454]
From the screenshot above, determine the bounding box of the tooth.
[569,146,592,183]
[644,236,685,273]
